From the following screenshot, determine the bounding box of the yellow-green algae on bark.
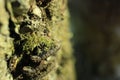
[0,0,13,80]
[0,0,76,80]
[48,0,76,80]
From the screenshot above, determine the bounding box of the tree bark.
[0,0,76,80]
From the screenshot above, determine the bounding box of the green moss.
[19,32,56,55]
[39,37,55,51]
[20,33,39,52]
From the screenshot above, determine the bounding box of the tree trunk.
[0,0,76,80]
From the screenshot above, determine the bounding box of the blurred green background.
[68,0,120,80]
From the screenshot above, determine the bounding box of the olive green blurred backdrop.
[68,0,120,80]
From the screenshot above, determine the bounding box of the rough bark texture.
[0,0,76,80]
